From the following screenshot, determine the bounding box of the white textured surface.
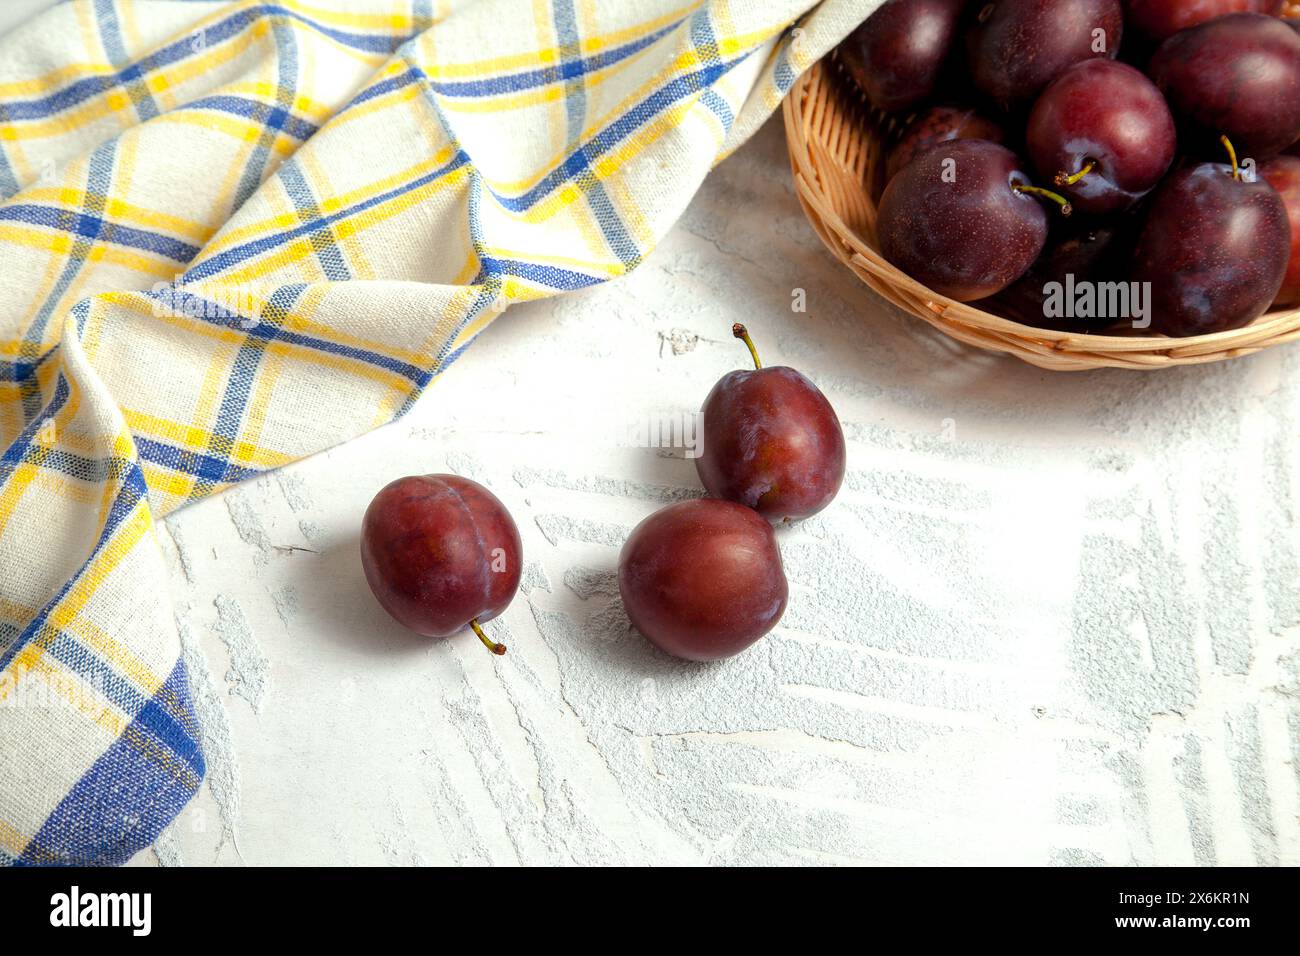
[136,118,1300,867]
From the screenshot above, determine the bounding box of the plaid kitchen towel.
[0,0,871,865]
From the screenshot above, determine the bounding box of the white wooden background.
[137,115,1298,866]
[4,0,1295,867]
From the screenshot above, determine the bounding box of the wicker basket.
[781,57,1300,371]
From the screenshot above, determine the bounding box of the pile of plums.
[619,324,846,661]
[839,0,1300,335]
[359,325,846,663]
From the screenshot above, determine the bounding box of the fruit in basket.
[1149,13,1300,160]
[887,105,1005,181]
[1260,156,1300,305]
[361,474,521,653]
[838,0,967,113]
[1123,1,1285,41]
[618,499,788,661]
[1132,158,1290,335]
[1269,18,1298,147]
[1026,60,1176,215]
[966,0,1124,109]
[821,0,1300,359]
[985,224,1134,331]
[696,324,845,521]
[877,139,1065,301]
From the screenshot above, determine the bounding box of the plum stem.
[1014,183,1073,217]
[1055,159,1095,188]
[732,323,763,369]
[470,618,507,655]
[1220,135,1240,181]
